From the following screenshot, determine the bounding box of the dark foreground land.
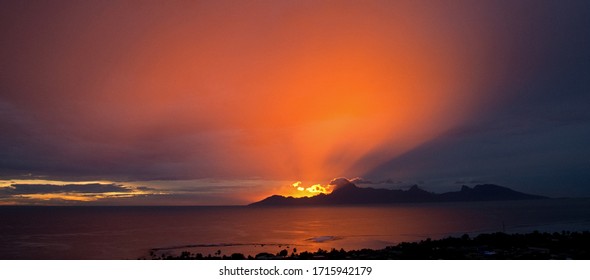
[152,231,590,260]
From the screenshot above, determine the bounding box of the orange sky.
[3,1,551,204]
[75,1,496,182]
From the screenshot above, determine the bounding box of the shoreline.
[151,230,590,260]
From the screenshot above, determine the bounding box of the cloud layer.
[1,1,589,202]
[0,1,510,182]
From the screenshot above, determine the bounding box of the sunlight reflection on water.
[1,198,589,259]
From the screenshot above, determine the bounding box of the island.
[250,181,547,206]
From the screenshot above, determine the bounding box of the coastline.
[151,231,590,260]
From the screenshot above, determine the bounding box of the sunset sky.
[1,1,589,205]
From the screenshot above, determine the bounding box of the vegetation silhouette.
[152,231,590,260]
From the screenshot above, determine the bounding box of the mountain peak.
[460,185,472,192]
[250,183,547,206]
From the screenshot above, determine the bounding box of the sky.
[1,0,589,205]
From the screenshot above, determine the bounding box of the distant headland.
[250,181,547,206]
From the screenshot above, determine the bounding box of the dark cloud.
[328,178,352,189]
[0,183,132,196]
[0,181,257,205]
[135,186,156,191]
[1,1,590,202]
[350,178,410,186]
[349,177,374,184]
[361,1,590,197]
[365,119,590,196]
[455,180,485,185]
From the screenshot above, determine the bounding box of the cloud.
[0,183,132,195]
[0,182,162,204]
[0,1,515,183]
[135,186,157,191]
[454,180,485,185]
[328,178,352,189]
[1,1,589,202]
[349,177,374,184]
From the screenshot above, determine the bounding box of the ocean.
[1,198,589,259]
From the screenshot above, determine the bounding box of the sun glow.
[0,1,514,206]
[287,181,333,198]
[78,1,494,184]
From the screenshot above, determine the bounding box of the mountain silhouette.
[250,182,547,206]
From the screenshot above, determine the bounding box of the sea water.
[1,198,589,259]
